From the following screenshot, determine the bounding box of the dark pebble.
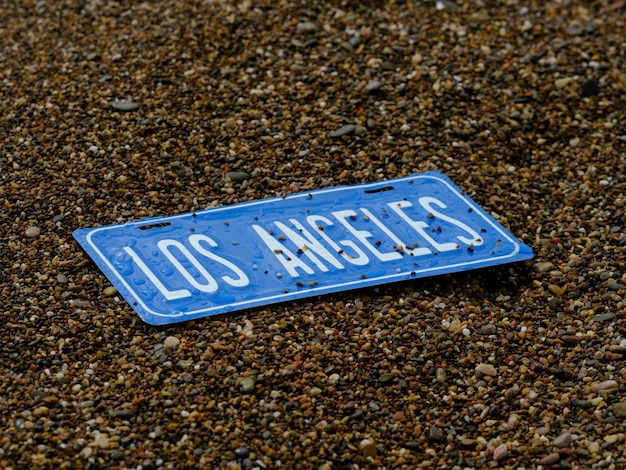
[548,298,562,308]
[428,426,444,441]
[31,390,47,399]
[404,441,420,450]
[351,409,364,421]
[379,372,395,383]
[480,324,497,335]
[234,447,250,459]
[330,124,356,138]
[592,312,615,323]
[226,171,251,183]
[607,281,623,291]
[581,79,599,97]
[111,451,125,461]
[109,409,135,419]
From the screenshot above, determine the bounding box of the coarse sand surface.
[1,0,626,468]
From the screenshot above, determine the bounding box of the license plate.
[73,172,533,325]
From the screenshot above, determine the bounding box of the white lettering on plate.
[252,224,315,277]
[417,197,483,246]
[387,200,458,253]
[332,209,403,262]
[306,215,370,266]
[158,239,220,293]
[273,219,344,272]
[188,234,250,287]
[125,234,249,301]
[124,246,192,300]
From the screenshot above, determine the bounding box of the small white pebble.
[462,328,471,337]
[25,226,41,238]
[163,336,180,349]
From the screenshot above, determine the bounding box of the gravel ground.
[1,0,626,468]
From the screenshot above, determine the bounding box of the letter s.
[418,197,483,246]
[189,234,250,287]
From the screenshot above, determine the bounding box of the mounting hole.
[138,222,172,231]
[364,186,394,194]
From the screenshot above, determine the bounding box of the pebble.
[226,171,251,183]
[240,377,256,393]
[112,100,139,111]
[109,409,135,419]
[234,447,250,459]
[25,226,41,238]
[553,432,572,448]
[535,261,555,273]
[103,286,117,297]
[163,336,180,350]
[612,402,626,418]
[379,372,395,383]
[592,312,616,322]
[364,80,383,93]
[604,434,622,444]
[607,280,623,291]
[296,21,319,35]
[476,363,497,377]
[555,77,574,89]
[330,124,356,138]
[581,79,600,97]
[354,125,367,136]
[493,443,508,461]
[360,439,377,457]
[480,324,497,335]
[539,453,560,465]
[94,433,109,449]
[428,426,444,441]
[591,380,618,393]
[328,373,340,384]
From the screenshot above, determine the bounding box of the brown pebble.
[612,402,626,418]
[493,443,508,461]
[553,432,572,448]
[360,439,377,457]
[476,363,497,377]
[539,453,560,465]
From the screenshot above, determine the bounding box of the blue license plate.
[73,172,533,325]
